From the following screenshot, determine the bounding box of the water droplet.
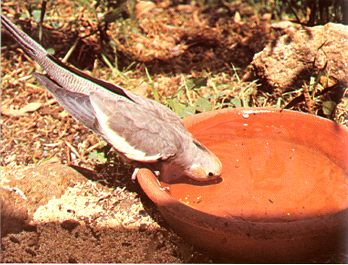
[242,112,249,119]
[194,196,203,204]
[243,123,248,127]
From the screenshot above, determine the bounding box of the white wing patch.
[91,98,163,162]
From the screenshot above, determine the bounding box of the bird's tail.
[1,14,130,97]
[1,15,48,65]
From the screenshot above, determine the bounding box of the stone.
[1,159,88,216]
[251,23,348,92]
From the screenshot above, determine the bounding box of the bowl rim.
[137,107,348,228]
[182,107,346,128]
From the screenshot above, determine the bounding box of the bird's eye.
[193,140,206,151]
[208,172,214,177]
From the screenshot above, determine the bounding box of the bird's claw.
[131,168,140,182]
[131,169,161,182]
[160,186,170,192]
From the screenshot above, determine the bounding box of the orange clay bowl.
[136,108,348,263]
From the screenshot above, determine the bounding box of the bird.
[1,14,222,183]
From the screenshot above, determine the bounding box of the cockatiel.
[1,15,222,182]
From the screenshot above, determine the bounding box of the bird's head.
[184,140,222,182]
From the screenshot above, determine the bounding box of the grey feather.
[90,90,186,161]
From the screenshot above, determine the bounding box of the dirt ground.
[1,160,215,263]
[1,0,347,263]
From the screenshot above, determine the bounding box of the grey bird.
[1,15,222,182]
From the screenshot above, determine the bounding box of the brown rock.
[0,160,88,235]
[1,160,88,216]
[251,23,348,92]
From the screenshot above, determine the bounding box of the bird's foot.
[131,168,140,182]
[132,169,160,182]
[160,186,170,192]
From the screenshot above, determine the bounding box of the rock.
[1,159,88,216]
[251,23,348,92]
[0,160,89,236]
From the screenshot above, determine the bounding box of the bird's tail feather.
[1,14,133,99]
[1,14,101,95]
[1,15,48,64]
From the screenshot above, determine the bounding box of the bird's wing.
[33,73,97,130]
[34,73,182,163]
[125,93,186,128]
[89,90,182,162]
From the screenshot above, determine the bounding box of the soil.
[1,160,212,263]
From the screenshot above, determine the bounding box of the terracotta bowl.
[137,108,348,262]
